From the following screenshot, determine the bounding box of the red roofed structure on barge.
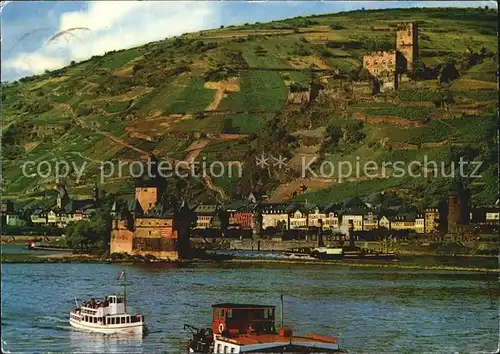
[185,298,342,353]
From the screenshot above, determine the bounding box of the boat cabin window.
[126,316,130,323]
[214,308,224,319]
[121,317,125,324]
[117,297,123,303]
[226,309,233,319]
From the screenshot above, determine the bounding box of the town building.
[288,205,308,230]
[378,215,391,230]
[340,208,366,231]
[260,203,290,230]
[415,213,425,234]
[226,200,254,229]
[362,211,379,231]
[194,204,220,229]
[424,208,439,233]
[390,213,418,231]
[307,205,340,230]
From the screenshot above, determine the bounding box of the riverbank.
[2,251,498,273]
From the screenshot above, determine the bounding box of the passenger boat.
[69,270,146,335]
[185,296,342,353]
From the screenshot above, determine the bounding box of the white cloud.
[3,1,219,79]
[4,51,67,73]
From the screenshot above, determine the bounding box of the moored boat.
[25,240,72,251]
[310,245,398,261]
[185,296,343,353]
[69,270,146,335]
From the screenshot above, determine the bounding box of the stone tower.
[447,187,470,234]
[396,22,418,71]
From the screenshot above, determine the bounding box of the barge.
[185,297,343,353]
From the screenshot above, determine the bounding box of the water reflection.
[69,330,144,353]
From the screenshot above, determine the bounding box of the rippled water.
[2,262,499,353]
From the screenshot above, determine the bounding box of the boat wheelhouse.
[69,271,145,335]
[186,299,342,353]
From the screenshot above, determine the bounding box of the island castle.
[109,164,192,260]
[363,22,418,90]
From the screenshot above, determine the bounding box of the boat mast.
[123,270,127,312]
[280,294,284,330]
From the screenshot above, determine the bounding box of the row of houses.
[1,185,99,229]
[30,185,98,228]
[193,195,500,234]
[197,201,443,234]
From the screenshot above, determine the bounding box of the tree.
[64,211,109,253]
[439,63,460,84]
[326,124,342,147]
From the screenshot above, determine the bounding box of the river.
[1,262,498,353]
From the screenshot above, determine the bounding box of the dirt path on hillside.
[204,79,240,111]
[54,101,150,157]
[266,178,333,203]
[203,175,227,201]
[51,99,231,199]
[184,140,211,162]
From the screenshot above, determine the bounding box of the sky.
[1,1,497,82]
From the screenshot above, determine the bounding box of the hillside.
[1,7,498,209]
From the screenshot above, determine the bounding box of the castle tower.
[447,187,470,234]
[110,205,134,254]
[447,191,460,234]
[135,185,158,214]
[396,22,418,72]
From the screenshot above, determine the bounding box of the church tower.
[92,182,99,203]
[57,184,70,209]
[396,22,418,72]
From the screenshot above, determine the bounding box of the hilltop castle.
[363,22,419,90]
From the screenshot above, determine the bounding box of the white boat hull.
[69,318,143,335]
